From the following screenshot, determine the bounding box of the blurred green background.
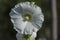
[0,0,59,40]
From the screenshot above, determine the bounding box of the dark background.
[0,0,59,40]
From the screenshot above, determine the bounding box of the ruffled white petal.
[32,13,44,30]
[10,14,23,23]
[12,18,28,34]
[16,33,24,40]
[32,32,36,38]
[13,5,24,14]
[20,2,42,15]
[24,22,34,34]
[9,9,22,18]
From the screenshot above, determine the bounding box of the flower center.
[25,16,30,20]
[22,12,32,21]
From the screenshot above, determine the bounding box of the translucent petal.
[9,9,23,18]
[32,32,36,38]
[32,14,44,29]
[20,2,32,13]
[24,22,34,34]
[13,5,23,14]
[16,33,24,40]
[10,14,23,24]
[11,18,28,34]
[20,2,30,9]
[20,2,42,16]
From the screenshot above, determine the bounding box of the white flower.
[9,2,44,35]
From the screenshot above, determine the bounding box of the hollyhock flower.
[9,2,44,40]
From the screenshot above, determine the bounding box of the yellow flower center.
[25,16,30,20]
[22,12,32,21]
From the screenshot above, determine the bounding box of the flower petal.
[20,2,42,15]
[12,18,28,34]
[32,32,36,38]
[32,13,44,30]
[13,4,23,14]
[24,22,34,34]
[9,9,23,18]
[16,33,24,40]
